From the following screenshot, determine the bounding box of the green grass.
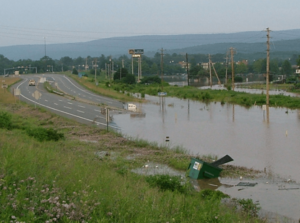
[0,106,264,222]
[0,129,262,223]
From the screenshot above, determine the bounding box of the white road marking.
[45,100,48,102]
[94,109,101,112]
[68,102,73,104]
[54,103,58,105]
[78,105,85,108]
[64,106,72,109]
[77,110,85,113]
[59,100,63,101]
[16,80,119,129]
[63,76,113,104]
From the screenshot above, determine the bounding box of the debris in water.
[236,182,257,187]
[278,188,299,190]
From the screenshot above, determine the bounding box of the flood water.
[113,95,300,183]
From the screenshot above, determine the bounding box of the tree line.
[1,53,299,78]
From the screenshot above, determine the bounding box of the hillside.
[0,29,300,60]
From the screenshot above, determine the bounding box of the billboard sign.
[128,49,135,54]
[128,49,144,55]
[134,49,144,54]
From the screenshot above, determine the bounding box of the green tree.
[296,55,300,67]
[150,63,159,75]
[270,60,279,74]
[281,60,292,75]
[122,74,136,84]
[113,68,129,81]
[72,68,78,75]
[235,63,248,74]
[189,65,207,77]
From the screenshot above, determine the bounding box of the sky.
[0,0,299,47]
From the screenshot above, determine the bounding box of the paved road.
[42,74,122,108]
[12,74,123,130]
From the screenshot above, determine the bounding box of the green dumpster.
[188,158,222,179]
[188,155,233,179]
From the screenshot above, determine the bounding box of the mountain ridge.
[0,29,300,60]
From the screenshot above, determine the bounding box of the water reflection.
[113,95,300,182]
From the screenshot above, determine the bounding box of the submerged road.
[12,74,124,129]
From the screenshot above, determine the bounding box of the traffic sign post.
[106,108,109,132]
[13,88,21,103]
[32,90,42,108]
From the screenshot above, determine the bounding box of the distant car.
[29,79,36,86]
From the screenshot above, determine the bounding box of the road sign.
[14,88,20,96]
[2,84,8,88]
[262,105,266,110]
[32,90,42,100]
[106,108,110,122]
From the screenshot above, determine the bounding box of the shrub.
[145,174,186,193]
[199,189,229,201]
[237,198,261,217]
[0,111,13,130]
[202,92,212,100]
[26,127,64,142]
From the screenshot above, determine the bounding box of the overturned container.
[188,155,233,179]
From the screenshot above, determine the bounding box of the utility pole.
[122,59,124,68]
[230,47,236,90]
[131,55,134,75]
[208,54,212,88]
[138,57,141,83]
[225,53,229,85]
[109,56,112,80]
[160,48,164,91]
[140,56,142,80]
[186,53,189,86]
[94,58,97,84]
[111,57,114,81]
[85,58,88,71]
[266,28,270,122]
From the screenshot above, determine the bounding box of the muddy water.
[113,95,300,183]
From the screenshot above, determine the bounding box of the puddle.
[131,162,185,178]
[191,176,300,222]
[130,159,300,221]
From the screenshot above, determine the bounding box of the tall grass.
[0,129,261,222]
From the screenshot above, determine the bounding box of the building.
[178,61,191,69]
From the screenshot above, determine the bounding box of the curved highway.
[12,74,124,129]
